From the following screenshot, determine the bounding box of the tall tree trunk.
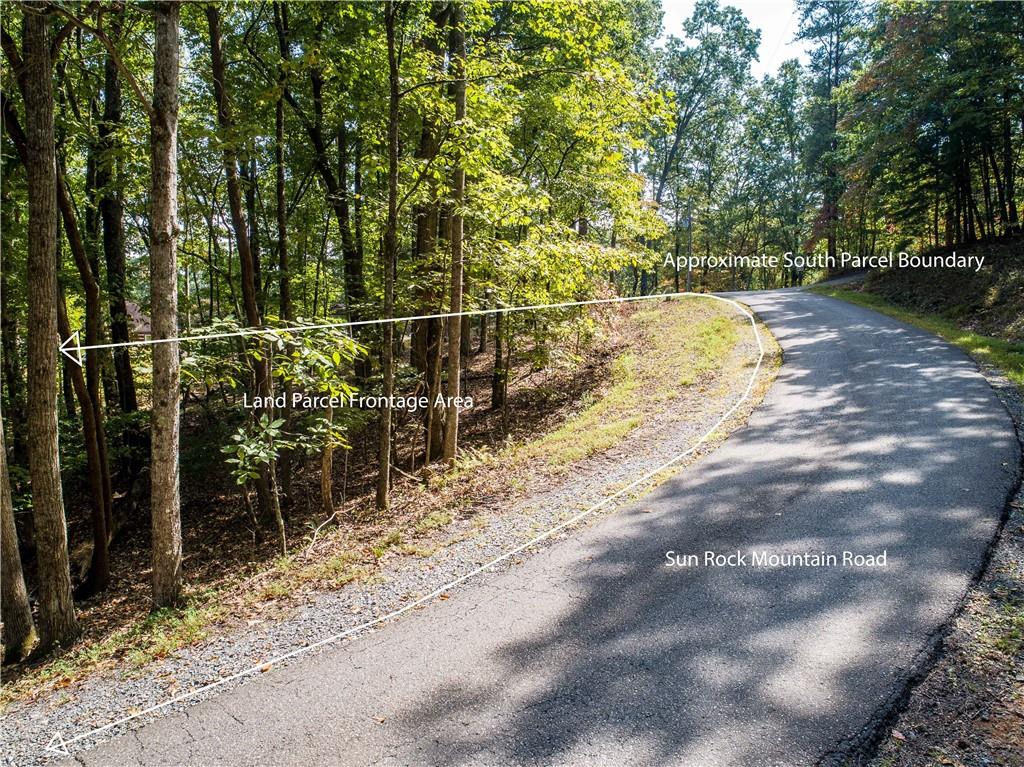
[1002,103,1018,232]
[99,23,138,414]
[55,167,114,574]
[241,157,265,317]
[20,8,79,648]
[491,306,506,410]
[275,71,294,506]
[1,406,35,662]
[274,7,365,319]
[409,5,448,463]
[275,97,291,322]
[149,0,183,609]
[56,281,109,595]
[442,4,466,464]
[207,5,285,554]
[1,167,26,466]
[377,2,401,511]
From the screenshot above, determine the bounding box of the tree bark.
[207,5,285,553]
[54,167,114,580]
[149,0,183,609]
[491,306,506,410]
[1,171,26,465]
[442,4,466,464]
[274,8,365,318]
[1,407,36,662]
[21,7,79,648]
[56,279,109,595]
[377,2,401,511]
[274,33,294,505]
[98,22,138,414]
[409,5,449,463]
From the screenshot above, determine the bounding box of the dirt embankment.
[862,236,1024,342]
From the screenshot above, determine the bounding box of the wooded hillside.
[2,0,1021,663]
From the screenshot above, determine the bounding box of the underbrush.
[1,297,754,708]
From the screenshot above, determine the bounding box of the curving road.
[76,290,1020,766]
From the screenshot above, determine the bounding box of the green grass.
[0,596,226,709]
[370,530,403,558]
[523,304,742,466]
[527,351,643,466]
[414,510,454,534]
[813,286,1024,390]
[670,316,738,390]
[126,604,222,667]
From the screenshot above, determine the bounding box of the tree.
[149,0,183,608]
[9,5,80,649]
[1,406,35,662]
[98,13,138,415]
[797,0,861,263]
[376,1,402,511]
[206,4,285,553]
[651,0,758,205]
[442,2,466,463]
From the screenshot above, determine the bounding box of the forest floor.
[0,295,780,764]
[815,248,1024,767]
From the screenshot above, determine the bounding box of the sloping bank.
[0,295,780,764]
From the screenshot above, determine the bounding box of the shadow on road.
[392,292,1019,765]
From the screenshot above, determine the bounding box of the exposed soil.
[0,296,780,765]
[861,235,1024,342]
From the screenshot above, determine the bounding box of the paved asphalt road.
[76,290,1020,766]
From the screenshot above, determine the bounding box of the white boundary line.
[64,290,733,362]
[47,293,765,756]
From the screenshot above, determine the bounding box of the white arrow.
[60,330,83,368]
[57,291,709,364]
[46,730,70,756]
[38,291,765,759]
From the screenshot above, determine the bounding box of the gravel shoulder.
[0,296,779,765]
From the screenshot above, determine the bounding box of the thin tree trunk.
[55,168,114,569]
[57,283,109,595]
[377,2,401,511]
[492,307,506,410]
[409,5,449,463]
[207,5,284,552]
[442,4,466,464]
[274,7,365,318]
[149,0,183,609]
[98,23,138,414]
[275,76,294,506]
[62,358,77,418]
[276,97,291,321]
[320,405,333,517]
[20,8,79,648]
[1,406,35,662]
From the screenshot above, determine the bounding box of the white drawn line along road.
[69,288,1019,766]
[58,291,715,367]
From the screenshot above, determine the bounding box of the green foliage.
[222,414,291,485]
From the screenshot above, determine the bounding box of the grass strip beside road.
[813,286,1024,391]
[524,304,741,467]
[1,297,764,710]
